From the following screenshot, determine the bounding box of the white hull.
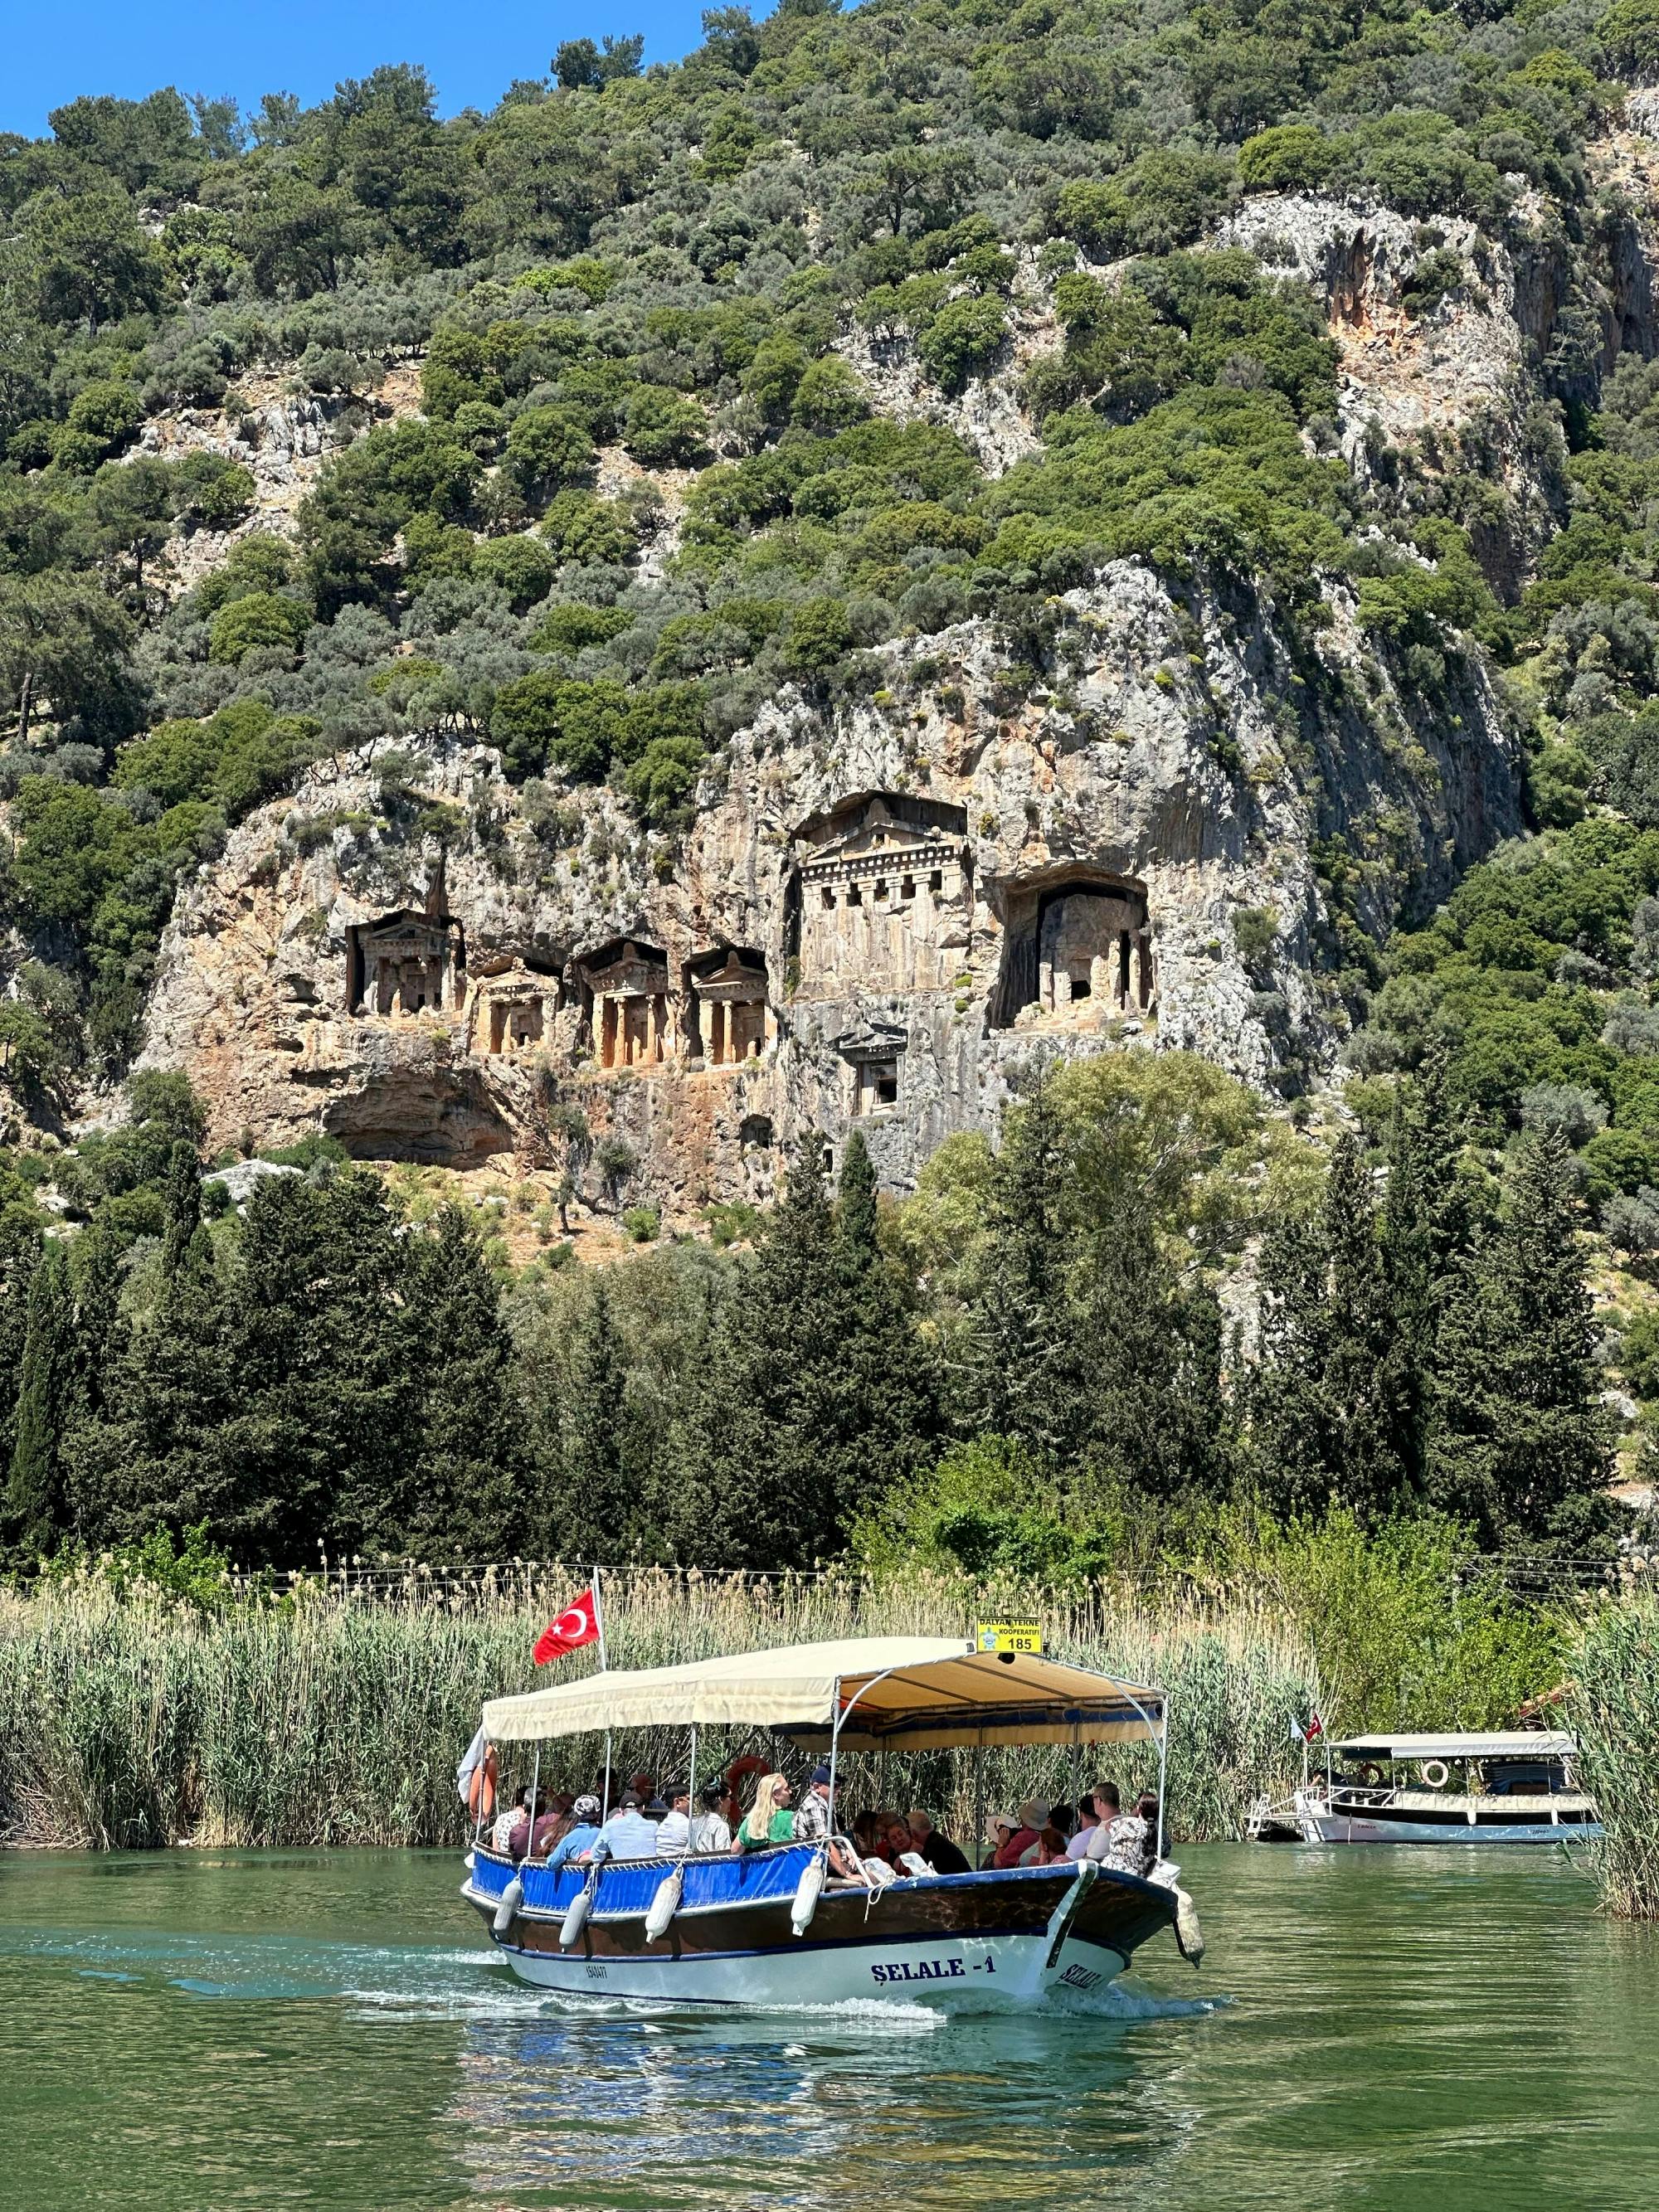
[484,1921,1129,2010]
[1292,1789,1601,1846]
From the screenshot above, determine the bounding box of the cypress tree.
[7,1241,71,1558]
[957,1081,1088,1461]
[1429,1129,1617,1549]
[1075,1200,1235,1509]
[1248,1134,1416,1518]
[831,1131,938,1511]
[159,1138,200,1279]
[217,1169,410,1563]
[0,1202,43,1479]
[1377,1043,1470,1489]
[100,1218,231,1544]
[542,1280,640,1563]
[664,1138,853,1568]
[395,1204,525,1561]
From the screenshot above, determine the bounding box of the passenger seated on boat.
[1088,1792,1157,1875]
[852,1811,882,1860]
[493,1787,534,1860]
[1067,1782,1117,1861]
[734,1773,796,1853]
[545,1794,603,1871]
[1034,1821,1070,1866]
[692,1784,732,1855]
[592,1790,663,1861]
[986,1813,1018,1865]
[655,1782,693,1855]
[994,1800,1048,1868]
[791,1764,859,1874]
[882,1814,922,1871]
[907,1811,971,1875]
[528,1794,575,1859]
[628,1770,668,1818]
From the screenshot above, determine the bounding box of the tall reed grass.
[0,1566,1321,1850]
[1569,1592,1659,1921]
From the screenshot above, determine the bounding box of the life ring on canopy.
[1420,1759,1451,1791]
[727,1754,770,1791]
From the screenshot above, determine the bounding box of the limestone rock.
[139,558,1520,1214]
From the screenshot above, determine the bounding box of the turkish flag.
[1306,1709,1325,1742]
[534,1588,601,1665]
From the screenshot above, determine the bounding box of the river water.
[2,1842,1653,2211]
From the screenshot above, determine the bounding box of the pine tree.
[7,1241,71,1557]
[1429,1129,1617,1548]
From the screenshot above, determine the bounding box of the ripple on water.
[3,1844,1658,2212]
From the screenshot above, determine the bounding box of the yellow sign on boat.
[975,1621,1044,1655]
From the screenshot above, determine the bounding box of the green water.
[1,1843,1653,2211]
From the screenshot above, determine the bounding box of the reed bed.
[0,1566,1320,1851]
[1569,1593,1659,1921]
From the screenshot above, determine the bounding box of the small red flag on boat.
[534,1588,601,1665]
[1306,1709,1325,1742]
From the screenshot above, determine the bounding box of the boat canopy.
[481,1634,1165,1752]
[1332,1731,1576,1761]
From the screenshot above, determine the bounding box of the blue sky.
[2,0,712,139]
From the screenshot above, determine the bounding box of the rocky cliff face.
[141,554,1520,1216]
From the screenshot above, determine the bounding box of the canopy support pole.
[528,1748,540,1854]
[827,1680,844,1826]
[974,1728,985,1872]
[688,1726,698,1837]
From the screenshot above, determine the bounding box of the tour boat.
[461,1635,1200,2010]
[1248,1730,1602,1846]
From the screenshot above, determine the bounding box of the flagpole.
[593,1563,613,1820]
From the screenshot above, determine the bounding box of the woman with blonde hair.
[734,1772,795,1852]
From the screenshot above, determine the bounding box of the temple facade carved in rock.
[789,794,971,999]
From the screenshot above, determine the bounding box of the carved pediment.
[830,1018,908,1063]
[795,793,967,882]
[580,937,669,997]
[690,948,767,1002]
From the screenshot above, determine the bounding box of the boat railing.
[1322,1783,1401,1806]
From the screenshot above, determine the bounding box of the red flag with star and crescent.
[534,1588,601,1665]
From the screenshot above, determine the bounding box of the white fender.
[645,1865,684,1942]
[559,1879,596,1948]
[1174,1888,1205,1966]
[791,1850,826,1937]
[492,1875,523,1934]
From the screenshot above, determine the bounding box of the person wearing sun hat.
[995,1798,1050,1868]
[987,1811,1020,1868]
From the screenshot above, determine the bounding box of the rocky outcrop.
[139,559,1520,1213]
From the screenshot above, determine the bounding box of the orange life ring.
[469,1745,499,1824]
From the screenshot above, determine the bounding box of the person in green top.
[734,1772,795,1851]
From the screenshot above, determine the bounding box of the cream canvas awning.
[1333,1732,1576,1761]
[482,1635,1166,1751]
